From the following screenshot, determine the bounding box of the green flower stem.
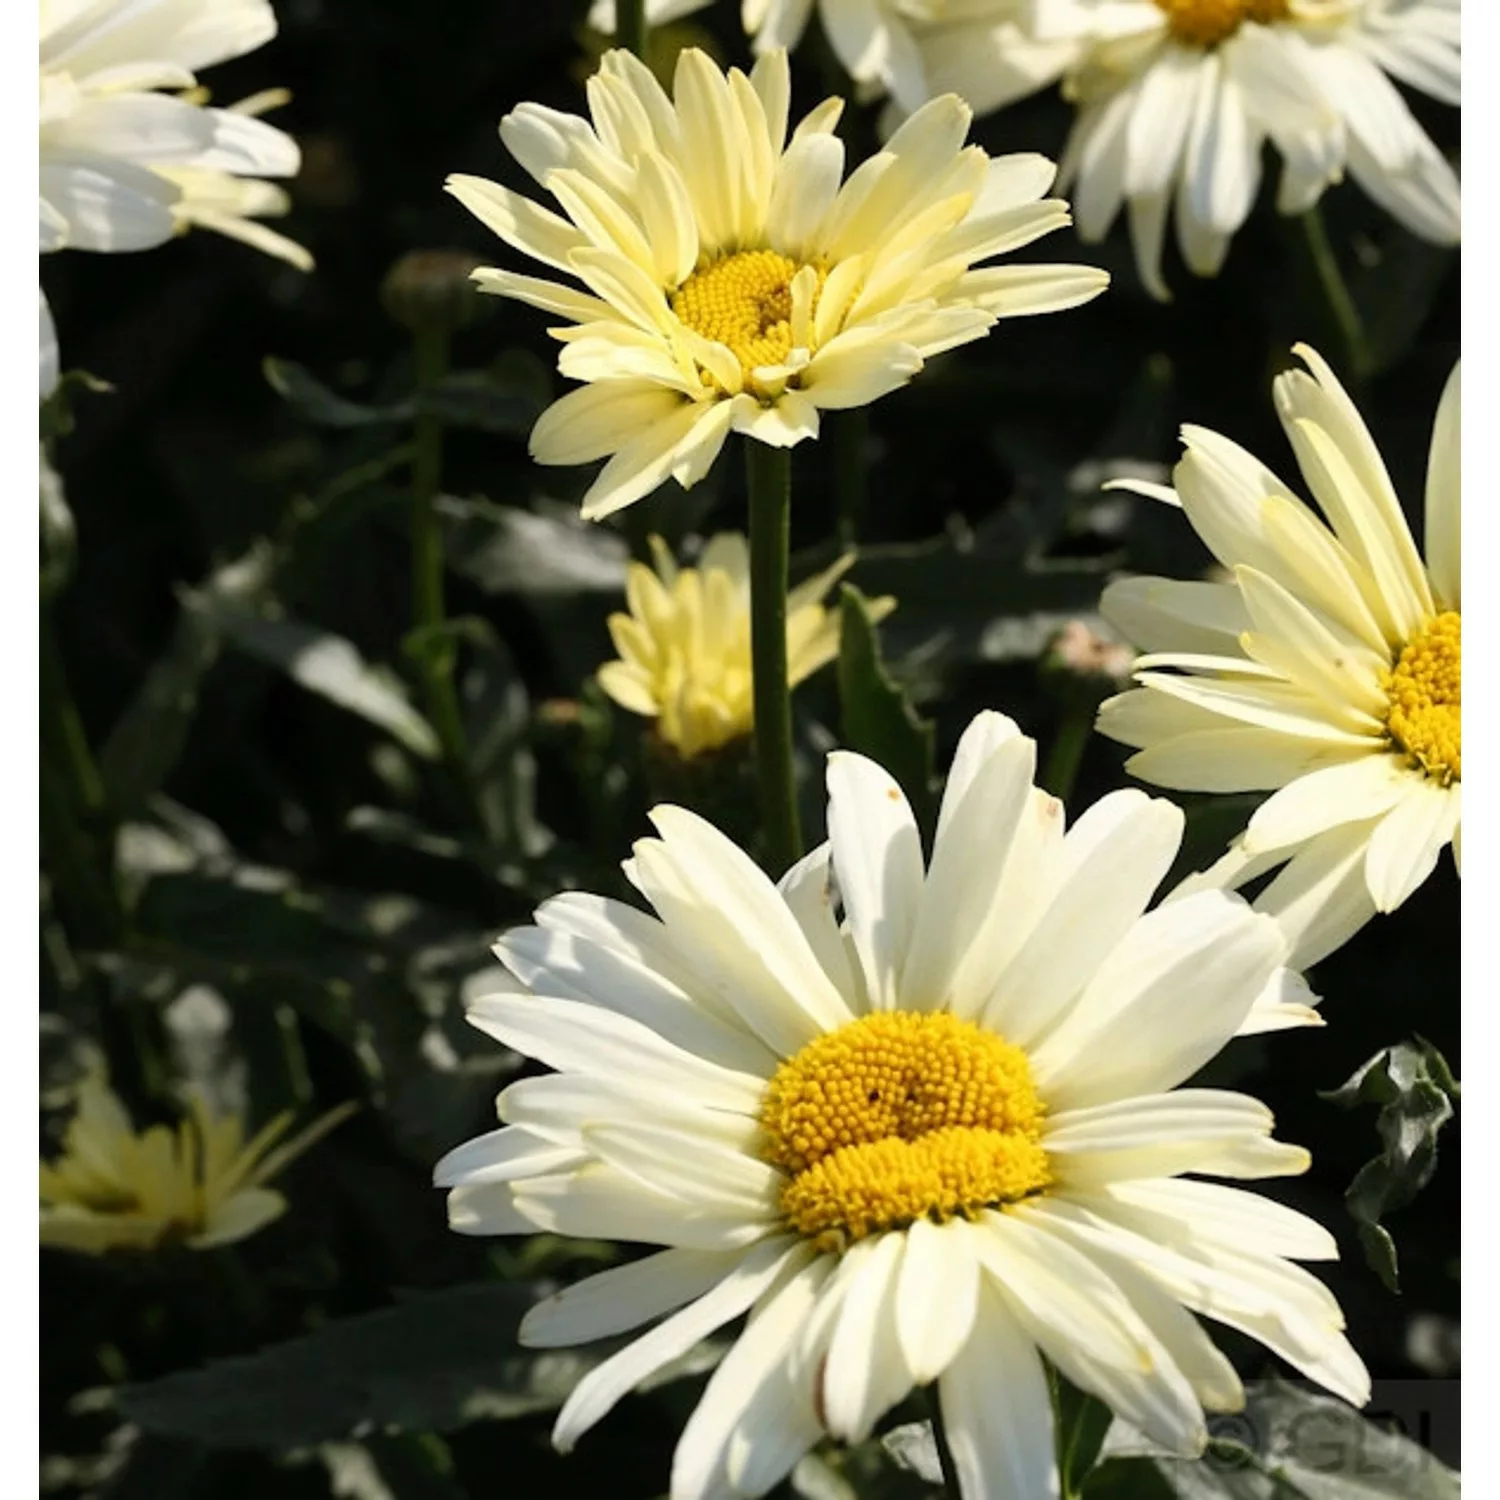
[1298,203,1371,384]
[1042,701,1092,805]
[746,440,802,876]
[926,1387,961,1496]
[410,324,469,781]
[616,0,648,58]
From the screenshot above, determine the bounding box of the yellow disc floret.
[1384,610,1461,784]
[1154,0,1289,47]
[671,249,825,390]
[760,1012,1050,1251]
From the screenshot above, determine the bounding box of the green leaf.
[418,352,550,436]
[1116,1377,1461,1499]
[203,602,441,759]
[40,444,75,599]
[99,545,277,817]
[838,584,936,824]
[1056,1375,1114,1500]
[1322,1038,1459,1290]
[116,1281,717,1448]
[443,496,628,596]
[264,357,398,428]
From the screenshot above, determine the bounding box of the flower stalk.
[926,1388,960,1496]
[745,441,802,875]
[409,322,470,786]
[616,0,648,58]
[1297,204,1372,385]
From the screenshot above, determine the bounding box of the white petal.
[1043,1089,1278,1187]
[1425,360,1460,610]
[896,1216,981,1385]
[1251,821,1381,967]
[1017,1201,1242,1414]
[433,1125,579,1187]
[580,400,735,521]
[1032,892,1285,1109]
[1363,779,1460,912]
[900,736,1036,1013]
[552,1236,807,1451]
[938,1283,1059,1500]
[497,924,775,1075]
[465,991,763,1111]
[644,804,855,1037]
[820,1232,911,1442]
[516,1162,768,1250]
[521,1247,749,1347]
[1244,753,1409,854]
[671,1256,834,1500]
[826,750,925,1011]
[777,842,860,1004]
[983,789,1184,1048]
[582,1121,782,1219]
[978,1210,1207,1455]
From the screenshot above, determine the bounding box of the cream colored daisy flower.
[447,46,1107,520]
[599,533,892,758]
[436,711,1362,1500]
[1097,346,1459,968]
[40,1071,354,1256]
[40,0,309,390]
[903,0,1460,300]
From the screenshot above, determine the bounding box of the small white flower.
[39,0,310,390]
[448,46,1106,520]
[1098,346,1459,967]
[437,710,1362,1500]
[899,0,1459,299]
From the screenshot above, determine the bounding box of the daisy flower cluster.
[39,6,1461,1500]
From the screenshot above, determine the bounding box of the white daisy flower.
[1097,346,1459,968]
[905,0,1460,300]
[40,0,309,387]
[589,0,961,114]
[436,710,1364,1500]
[447,47,1106,520]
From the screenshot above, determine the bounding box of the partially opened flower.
[40,1071,354,1255]
[448,46,1107,519]
[598,534,891,758]
[436,711,1361,1500]
[39,0,310,392]
[1098,347,1459,967]
[906,0,1460,300]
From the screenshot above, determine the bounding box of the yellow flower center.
[1154,0,1289,46]
[670,249,825,388]
[760,1012,1050,1251]
[1383,610,1461,784]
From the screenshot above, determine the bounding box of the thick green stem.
[616,0,648,58]
[411,325,469,780]
[925,1387,961,1496]
[1298,204,1371,384]
[1042,702,1091,804]
[746,441,802,876]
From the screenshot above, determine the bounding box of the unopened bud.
[381,249,486,335]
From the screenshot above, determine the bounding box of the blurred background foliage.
[40,0,1459,1496]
